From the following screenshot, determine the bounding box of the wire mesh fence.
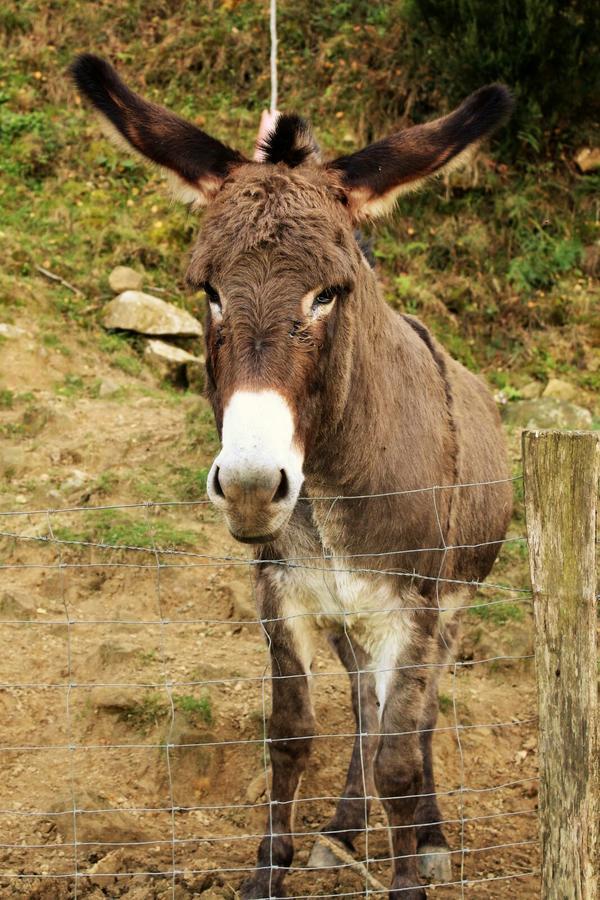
[0,475,540,898]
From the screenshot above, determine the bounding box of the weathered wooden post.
[523,429,599,899]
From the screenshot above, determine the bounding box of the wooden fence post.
[523,429,599,899]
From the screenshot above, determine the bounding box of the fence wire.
[0,475,540,898]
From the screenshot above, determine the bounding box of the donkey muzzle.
[207,390,304,543]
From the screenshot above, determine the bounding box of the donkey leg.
[309,632,378,870]
[414,671,452,883]
[415,621,458,882]
[375,659,430,900]
[241,621,315,899]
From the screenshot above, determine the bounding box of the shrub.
[402,0,599,156]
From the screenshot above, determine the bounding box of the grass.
[0,0,597,412]
[115,691,213,733]
[469,600,526,626]
[54,509,199,549]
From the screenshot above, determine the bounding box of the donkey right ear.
[71,54,247,207]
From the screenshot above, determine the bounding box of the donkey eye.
[312,286,338,308]
[203,282,221,307]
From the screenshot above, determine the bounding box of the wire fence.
[0,475,540,898]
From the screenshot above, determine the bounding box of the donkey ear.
[71,54,247,206]
[327,84,513,220]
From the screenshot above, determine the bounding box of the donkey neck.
[304,262,454,502]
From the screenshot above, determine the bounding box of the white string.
[270,0,278,113]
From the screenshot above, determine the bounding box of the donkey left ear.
[71,54,247,207]
[327,84,513,221]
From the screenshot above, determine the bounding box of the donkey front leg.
[414,631,456,882]
[309,631,378,869]
[375,661,430,900]
[241,612,315,898]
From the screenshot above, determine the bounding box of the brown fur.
[73,60,513,896]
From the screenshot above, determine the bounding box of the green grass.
[0,0,597,416]
[114,690,212,733]
[0,389,15,409]
[173,693,213,725]
[438,692,453,714]
[469,600,526,626]
[54,509,198,549]
[53,374,85,397]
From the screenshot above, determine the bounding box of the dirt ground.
[0,319,539,898]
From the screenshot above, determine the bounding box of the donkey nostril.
[272,469,289,503]
[213,466,225,499]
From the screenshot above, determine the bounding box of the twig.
[311,835,387,893]
[35,266,84,297]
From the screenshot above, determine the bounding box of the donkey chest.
[268,558,417,669]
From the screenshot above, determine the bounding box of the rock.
[108,266,144,293]
[582,244,600,277]
[0,591,33,621]
[0,446,24,473]
[98,377,122,398]
[87,849,124,887]
[102,291,202,337]
[575,147,600,173]
[519,381,543,400]
[245,768,271,804]
[50,791,159,845]
[0,323,27,338]
[144,338,205,389]
[502,398,592,430]
[542,378,577,402]
[61,469,89,492]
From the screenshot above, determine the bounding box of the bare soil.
[0,320,539,898]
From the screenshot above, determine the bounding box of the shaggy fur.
[73,59,513,898]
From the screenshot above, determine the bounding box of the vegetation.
[404,0,599,156]
[54,509,198,549]
[115,690,213,733]
[0,2,597,404]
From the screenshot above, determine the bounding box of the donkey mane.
[258,113,321,167]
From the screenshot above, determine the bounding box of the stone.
[98,377,122,398]
[144,338,205,389]
[0,591,33,620]
[87,849,124,887]
[582,244,600,277]
[61,469,89,492]
[574,147,600,173]
[108,266,144,293]
[519,381,543,400]
[245,768,271,804]
[0,323,26,338]
[502,398,593,431]
[542,378,577,402]
[0,446,24,473]
[102,291,202,337]
[50,791,159,845]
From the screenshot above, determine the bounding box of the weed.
[117,693,167,732]
[174,694,213,725]
[41,332,71,355]
[0,389,14,409]
[54,509,198,549]
[438,693,453,714]
[469,601,525,626]
[53,375,85,398]
[112,354,142,376]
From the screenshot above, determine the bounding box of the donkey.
[73,55,513,899]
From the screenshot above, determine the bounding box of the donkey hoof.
[240,877,286,899]
[307,835,351,870]
[417,844,452,883]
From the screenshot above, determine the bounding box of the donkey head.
[73,55,511,543]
